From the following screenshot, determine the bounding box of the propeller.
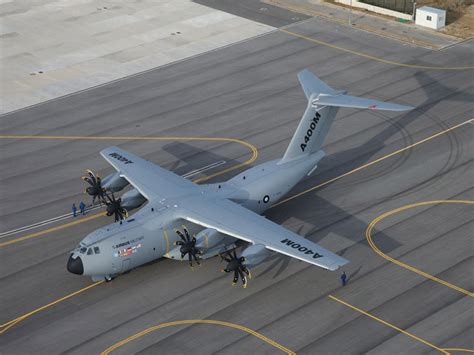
[175,228,202,268]
[82,169,106,205]
[104,192,128,222]
[221,250,251,288]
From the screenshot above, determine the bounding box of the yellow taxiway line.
[328,295,450,354]
[280,29,474,71]
[0,212,105,248]
[366,200,474,297]
[101,319,295,355]
[444,349,474,353]
[1,118,472,336]
[0,281,103,335]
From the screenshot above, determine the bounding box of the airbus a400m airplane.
[67,69,413,287]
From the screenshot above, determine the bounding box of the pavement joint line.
[0,118,470,334]
[279,29,474,70]
[366,200,474,297]
[328,295,450,354]
[100,319,295,355]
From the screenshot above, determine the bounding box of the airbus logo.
[109,152,134,164]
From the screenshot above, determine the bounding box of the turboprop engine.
[101,171,129,192]
[120,188,146,211]
[241,244,270,268]
[195,228,226,250]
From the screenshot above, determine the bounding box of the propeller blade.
[183,228,191,242]
[241,265,251,279]
[176,230,187,242]
[232,270,239,285]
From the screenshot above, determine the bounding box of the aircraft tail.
[279,69,413,164]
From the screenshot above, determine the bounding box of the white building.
[416,6,446,30]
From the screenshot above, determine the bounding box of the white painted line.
[0,161,227,239]
[182,160,226,178]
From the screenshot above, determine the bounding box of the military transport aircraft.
[67,69,413,287]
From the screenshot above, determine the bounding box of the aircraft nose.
[67,254,84,275]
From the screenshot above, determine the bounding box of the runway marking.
[0,136,257,247]
[0,160,224,241]
[328,295,450,354]
[182,160,226,179]
[271,118,473,208]
[100,319,295,355]
[1,119,471,334]
[366,200,474,297]
[0,205,103,239]
[0,281,104,335]
[280,29,474,70]
[0,212,105,248]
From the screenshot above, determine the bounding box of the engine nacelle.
[195,228,226,249]
[241,244,270,267]
[121,189,146,210]
[102,172,129,192]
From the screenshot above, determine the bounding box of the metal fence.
[360,0,414,14]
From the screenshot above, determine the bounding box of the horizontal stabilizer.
[312,94,414,111]
[298,69,338,98]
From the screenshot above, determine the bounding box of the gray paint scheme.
[68,70,412,282]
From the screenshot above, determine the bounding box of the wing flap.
[179,196,348,271]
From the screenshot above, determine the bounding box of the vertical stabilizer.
[279,69,413,164]
[280,70,340,163]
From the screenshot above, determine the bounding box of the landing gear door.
[122,258,131,272]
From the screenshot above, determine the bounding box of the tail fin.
[280,69,413,163]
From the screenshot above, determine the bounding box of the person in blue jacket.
[79,201,86,215]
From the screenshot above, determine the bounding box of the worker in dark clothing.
[341,271,347,286]
[79,201,86,215]
[72,203,77,217]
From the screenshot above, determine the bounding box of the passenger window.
[80,247,87,254]
[94,246,100,254]
[87,248,93,255]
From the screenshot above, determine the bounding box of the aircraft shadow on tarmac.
[264,71,474,277]
[157,72,471,279]
[162,141,242,177]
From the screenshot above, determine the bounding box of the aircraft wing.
[178,195,348,271]
[100,146,198,201]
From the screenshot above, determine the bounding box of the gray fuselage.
[68,152,324,281]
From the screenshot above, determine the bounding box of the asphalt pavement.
[0,11,473,355]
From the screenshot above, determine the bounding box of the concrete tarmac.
[0,12,473,355]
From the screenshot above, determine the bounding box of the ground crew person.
[79,201,86,215]
[72,203,77,217]
[341,271,347,286]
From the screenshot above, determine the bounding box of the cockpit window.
[94,246,100,254]
[80,247,87,254]
[87,248,93,255]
